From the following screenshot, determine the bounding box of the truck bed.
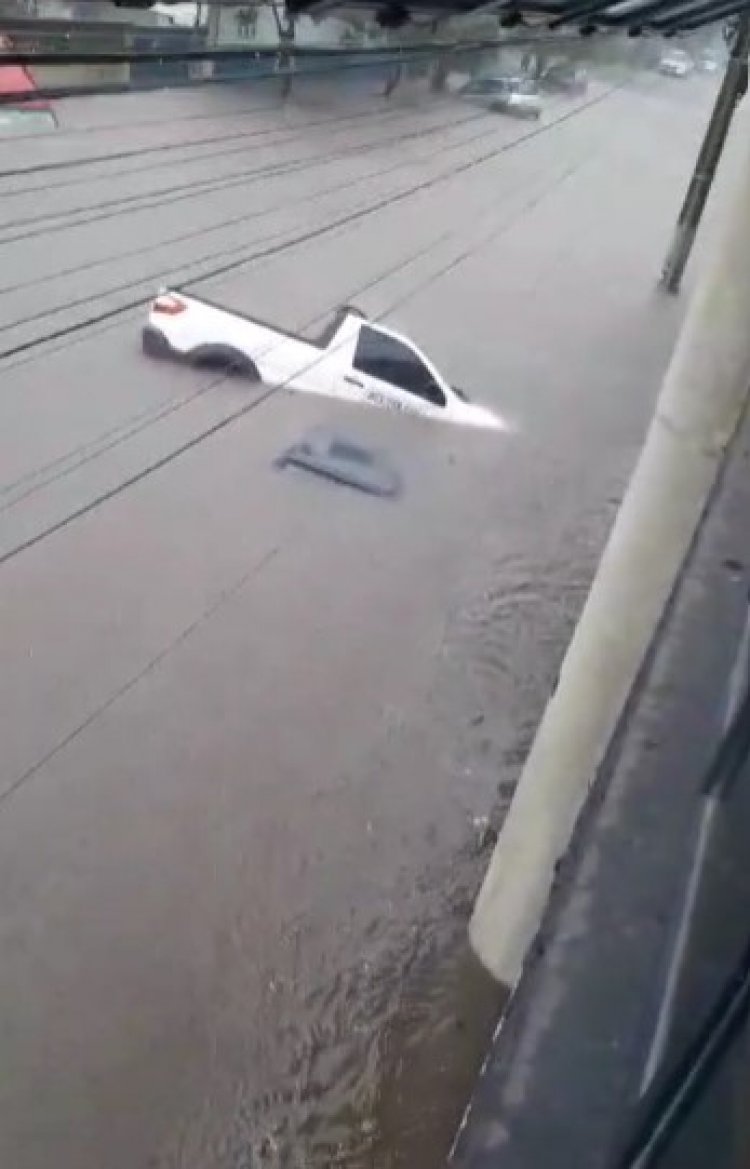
[175,290,366,351]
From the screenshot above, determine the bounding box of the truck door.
[348,324,447,416]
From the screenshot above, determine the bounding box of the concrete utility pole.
[269,2,295,98]
[660,12,750,293]
[206,0,222,46]
[383,49,404,96]
[470,99,750,990]
[429,48,451,92]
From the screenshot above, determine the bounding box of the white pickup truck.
[142,290,502,430]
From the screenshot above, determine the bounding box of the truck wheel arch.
[188,344,261,381]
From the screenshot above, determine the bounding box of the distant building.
[212,1,366,47]
[152,1,198,26]
[0,1,171,24]
[0,1,376,43]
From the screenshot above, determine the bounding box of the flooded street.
[0,67,714,1168]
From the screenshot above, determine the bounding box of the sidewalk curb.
[470,108,750,990]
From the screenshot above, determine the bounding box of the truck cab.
[322,313,496,427]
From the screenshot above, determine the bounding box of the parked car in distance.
[539,63,589,95]
[460,76,542,119]
[658,48,694,77]
[0,106,57,135]
[697,48,722,72]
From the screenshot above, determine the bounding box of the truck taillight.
[152,293,187,316]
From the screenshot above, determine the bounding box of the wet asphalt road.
[0,67,715,1169]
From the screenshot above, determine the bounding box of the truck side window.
[354,326,446,407]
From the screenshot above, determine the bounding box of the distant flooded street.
[0,67,712,1168]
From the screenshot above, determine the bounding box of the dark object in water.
[275,429,402,499]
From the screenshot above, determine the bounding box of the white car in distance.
[460,76,543,119]
[143,291,503,430]
[658,48,694,77]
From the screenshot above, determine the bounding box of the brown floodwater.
[0,65,707,1169]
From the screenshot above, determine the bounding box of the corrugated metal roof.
[286,0,743,34]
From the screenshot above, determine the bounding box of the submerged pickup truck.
[142,290,502,430]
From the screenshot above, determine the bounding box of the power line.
[1,44,448,67]
[0,109,503,344]
[0,49,437,106]
[0,80,624,536]
[0,30,581,107]
[0,75,646,384]
[1,149,589,516]
[0,147,591,584]
[0,101,403,194]
[0,106,485,297]
[0,196,509,737]
[0,230,445,510]
[0,86,616,351]
[0,97,403,182]
[0,32,572,69]
[0,81,398,146]
[0,102,477,238]
[0,108,488,297]
[0,80,620,367]
[0,238,438,494]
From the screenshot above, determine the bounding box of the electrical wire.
[0,230,445,508]
[0,102,480,239]
[0,30,575,146]
[0,82,632,379]
[1,43,447,68]
[0,29,580,110]
[0,83,619,577]
[0,50,441,106]
[0,152,328,237]
[0,100,409,196]
[1,151,587,516]
[0,84,619,356]
[0,106,485,296]
[0,96,401,178]
[0,29,563,69]
[0,128,547,488]
[0,152,585,582]
[4,91,372,143]
[0,112,505,348]
[0,107,486,280]
[0,48,470,146]
[0,34,575,168]
[0,99,405,188]
[0,540,285,809]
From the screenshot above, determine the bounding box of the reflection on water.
[363,944,504,1169]
[200,534,588,1169]
[0,68,659,1169]
[208,868,504,1169]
